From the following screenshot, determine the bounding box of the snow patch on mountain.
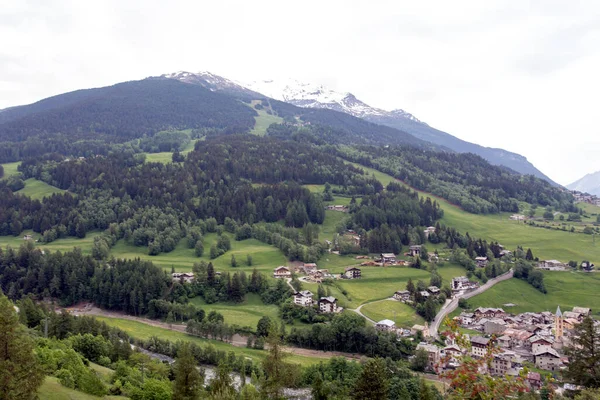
[243,78,424,123]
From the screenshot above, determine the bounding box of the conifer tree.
[352,358,389,400]
[0,294,44,400]
[173,343,204,400]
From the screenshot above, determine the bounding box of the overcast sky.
[2,0,599,185]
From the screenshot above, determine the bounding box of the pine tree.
[231,254,237,268]
[173,343,204,400]
[0,294,44,399]
[246,254,253,266]
[406,278,415,295]
[260,327,298,399]
[564,317,600,388]
[352,358,389,400]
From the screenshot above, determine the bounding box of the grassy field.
[190,293,281,330]
[94,316,320,367]
[38,376,126,400]
[144,136,199,164]
[347,161,600,263]
[111,233,287,274]
[1,161,21,179]
[249,101,283,136]
[361,300,425,328]
[578,202,600,215]
[0,230,102,255]
[465,271,600,316]
[16,178,66,200]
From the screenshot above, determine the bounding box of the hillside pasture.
[249,100,283,136]
[464,271,600,316]
[360,300,425,328]
[16,178,66,200]
[0,161,21,179]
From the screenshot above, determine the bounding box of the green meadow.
[249,101,283,136]
[361,300,425,328]
[1,161,21,179]
[464,270,600,316]
[16,178,66,200]
[38,376,126,400]
[94,316,320,367]
[190,293,281,330]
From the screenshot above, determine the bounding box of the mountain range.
[567,171,600,196]
[163,72,556,184]
[0,70,555,185]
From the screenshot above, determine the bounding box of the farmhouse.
[475,257,488,267]
[302,263,318,273]
[539,260,566,270]
[509,214,526,221]
[343,267,361,279]
[452,276,479,292]
[375,319,396,331]
[473,307,505,319]
[572,307,591,317]
[423,226,436,238]
[394,290,411,302]
[409,245,422,257]
[318,297,339,313]
[293,290,314,307]
[419,291,430,299]
[411,323,430,338]
[23,234,33,240]
[427,286,440,295]
[273,266,291,278]
[380,253,397,264]
[172,272,194,283]
[326,205,348,212]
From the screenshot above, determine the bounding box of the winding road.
[428,269,514,338]
[350,298,390,325]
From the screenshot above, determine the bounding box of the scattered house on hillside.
[419,291,430,299]
[293,290,314,307]
[475,257,488,268]
[375,319,397,331]
[326,205,348,212]
[427,286,440,295]
[534,347,562,371]
[538,260,566,270]
[302,263,318,274]
[380,253,397,264]
[582,262,595,272]
[470,336,490,358]
[318,297,339,313]
[343,267,362,279]
[411,323,430,338]
[428,252,439,263]
[273,266,291,278]
[394,290,411,302]
[499,250,512,258]
[23,234,33,240]
[416,342,440,370]
[423,226,436,238]
[409,245,422,257]
[172,272,195,283]
[451,276,479,292]
[529,336,554,353]
[509,214,526,221]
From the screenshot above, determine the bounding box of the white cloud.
[1,0,599,184]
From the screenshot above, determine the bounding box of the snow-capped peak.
[243,78,424,123]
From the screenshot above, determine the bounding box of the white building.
[318,297,338,313]
[376,319,396,331]
[293,290,314,307]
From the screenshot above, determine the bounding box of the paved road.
[429,269,514,338]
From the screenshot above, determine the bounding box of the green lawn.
[190,293,281,330]
[320,210,348,242]
[38,376,126,400]
[465,271,600,316]
[16,178,66,200]
[361,300,425,328]
[94,316,319,367]
[1,161,21,179]
[249,101,283,136]
[578,202,600,215]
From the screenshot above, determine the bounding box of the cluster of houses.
[537,260,595,272]
[571,190,600,206]
[291,290,343,313]
[274,263,363,282]
[171,272,195,283]
[372,318,430,338]
[419,305,597,377]
[325,205,349,212]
